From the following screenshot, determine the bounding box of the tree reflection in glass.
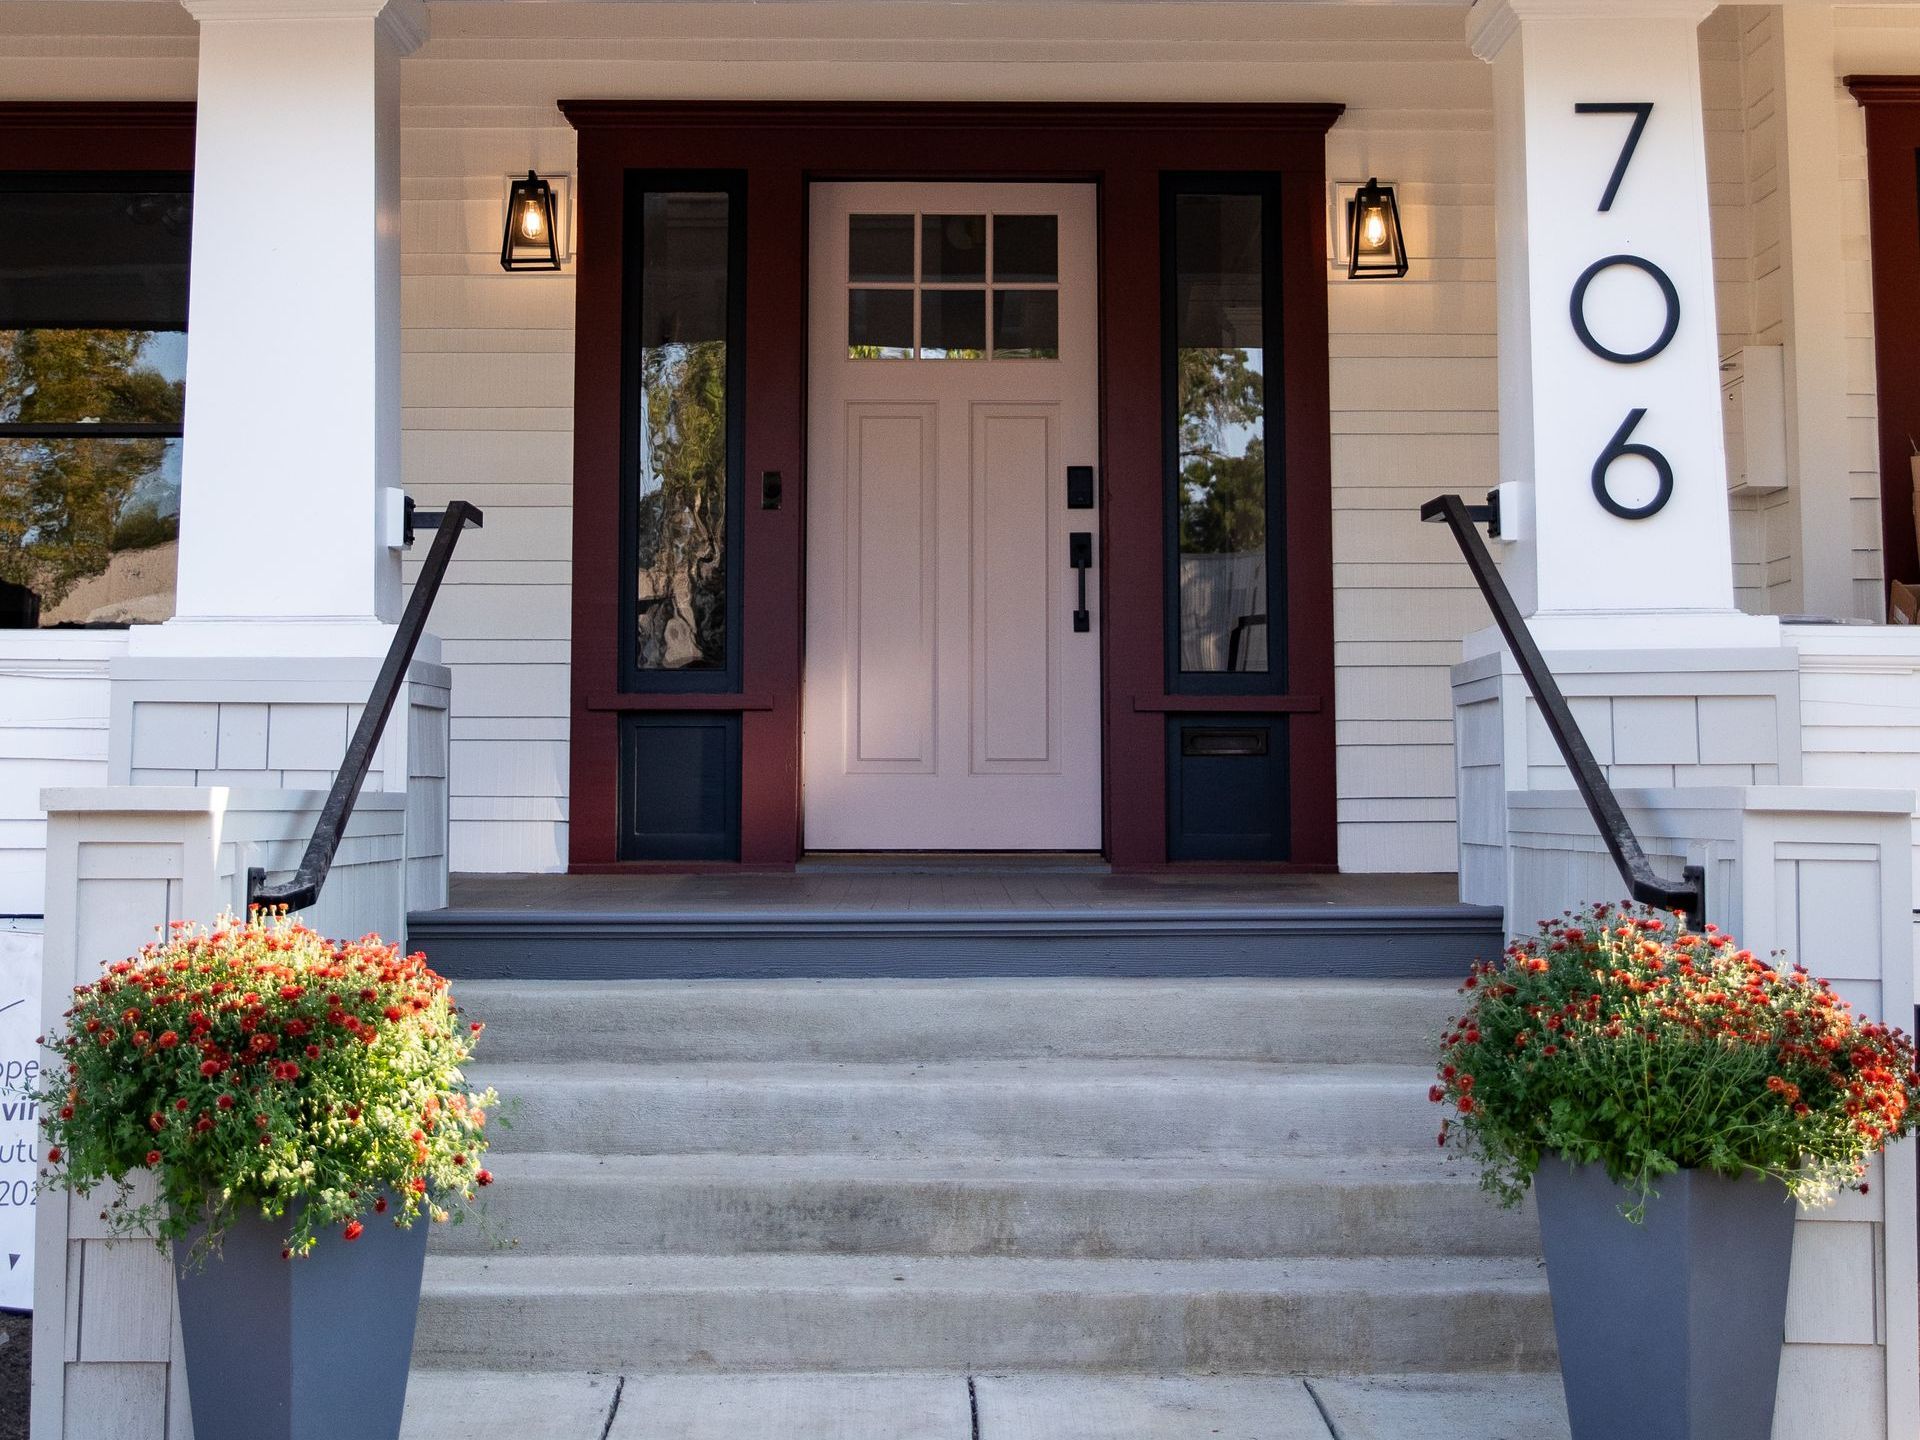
[1177,344,1267,672]
[1173,191,1270,675]
[633,191,730,672]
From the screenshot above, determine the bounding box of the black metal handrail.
[245,500,483,914]
[1422,492,1705,923]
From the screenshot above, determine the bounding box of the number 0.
[1570,255,1680,365]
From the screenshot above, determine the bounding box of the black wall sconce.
[1346,177,1409,279]
[501,170,561,271]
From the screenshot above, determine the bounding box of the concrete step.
[474,1060,1443,1158]
[411,1253,1556,1375]
[437,1152,1538,1260]
[401,1370,1576,1440]
[455,978,1459,1066]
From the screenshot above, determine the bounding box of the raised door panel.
[847,403,938,772]
[972,404,1058,772]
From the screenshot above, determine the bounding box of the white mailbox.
[1721,345,1788,494]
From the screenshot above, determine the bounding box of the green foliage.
[0,328,183,609]
[1435,904,1920,1213]
[1176,346,1265,558]
[111,502,178,554]
[34,914,497,1259]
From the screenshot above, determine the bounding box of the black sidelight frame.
[1160,173,1289,697]
[616,169,749,694]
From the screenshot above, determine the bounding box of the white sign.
[0,920,42,1311]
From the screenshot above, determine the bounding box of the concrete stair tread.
[473,1058,1437,1082]
[456,1150,1485,1184]
[423,1252,1547,1296]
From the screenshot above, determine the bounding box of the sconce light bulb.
[519,201,546,241]
[1360,207,1388,251]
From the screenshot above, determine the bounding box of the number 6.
[1592,409,1673,520]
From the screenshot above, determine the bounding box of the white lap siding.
[398,87,577,875]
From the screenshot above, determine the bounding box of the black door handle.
[1069,531,1093,633]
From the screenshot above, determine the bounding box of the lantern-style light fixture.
[501,170,561,272]
[1346,177,1408,280]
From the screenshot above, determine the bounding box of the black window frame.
[616,169,748,694]
[1160,172,1288,697]
[0,168,193,629]
[0,168,192,443]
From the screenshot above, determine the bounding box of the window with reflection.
[0,176,191,628]
[1166,184,1281,687]
[624,180,743,687]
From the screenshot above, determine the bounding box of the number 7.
[1575,102,1654,213]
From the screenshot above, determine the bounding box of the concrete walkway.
[401,1371,1572,1439]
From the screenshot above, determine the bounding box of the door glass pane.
[634,190,731,672]
[849,214,914,283]
[920,290,985,360]
[992,289,1058,360]
[1172,192,1268,675]
[921,214,986,283]
[848,289,914,359]
[992,214,1058,283]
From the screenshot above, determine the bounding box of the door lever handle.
[1069,531,1093,633]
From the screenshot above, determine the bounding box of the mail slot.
[1167,715,1289,862]
[1181,727,1268,758]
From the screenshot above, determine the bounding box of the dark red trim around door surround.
[1848,77,1920,591]
[0,101,195,171]
[561,102,1343,871]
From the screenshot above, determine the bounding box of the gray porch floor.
[400,1371,1572,1439]
[441,868,1466,914]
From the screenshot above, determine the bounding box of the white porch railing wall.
[1504,784,1920,1440]
[28,786,407,1440]
[0,634,126,916]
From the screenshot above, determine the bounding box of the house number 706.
[1573,101,1675,521]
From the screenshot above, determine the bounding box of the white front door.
[804,182,1101,851]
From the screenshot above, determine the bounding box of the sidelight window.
[1163,179,1284,691]
[621,176,745,689]
[846,211,1060,361]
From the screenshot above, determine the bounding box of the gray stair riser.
[456,980,1458,1066]
[416,913,1501,981]
[410,1280,1556,1374]
[435,1171,1536,1260]
[476,1070,1440,1158]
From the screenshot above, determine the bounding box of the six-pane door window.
[847,212,1060,361]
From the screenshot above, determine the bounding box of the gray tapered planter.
[172,1205,430,1440]
[1534,1160,1796,1440]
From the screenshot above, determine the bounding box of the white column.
[145,0,423,658]
[1470,0,1776,649]
[1774,5,1862,620]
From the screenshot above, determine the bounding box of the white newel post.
[1469,0,1774,648]
[106,0,450,910]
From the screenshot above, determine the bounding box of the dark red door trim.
[1848,77,1920,590]
[561,102,1342,872]
[0,101,195,171]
